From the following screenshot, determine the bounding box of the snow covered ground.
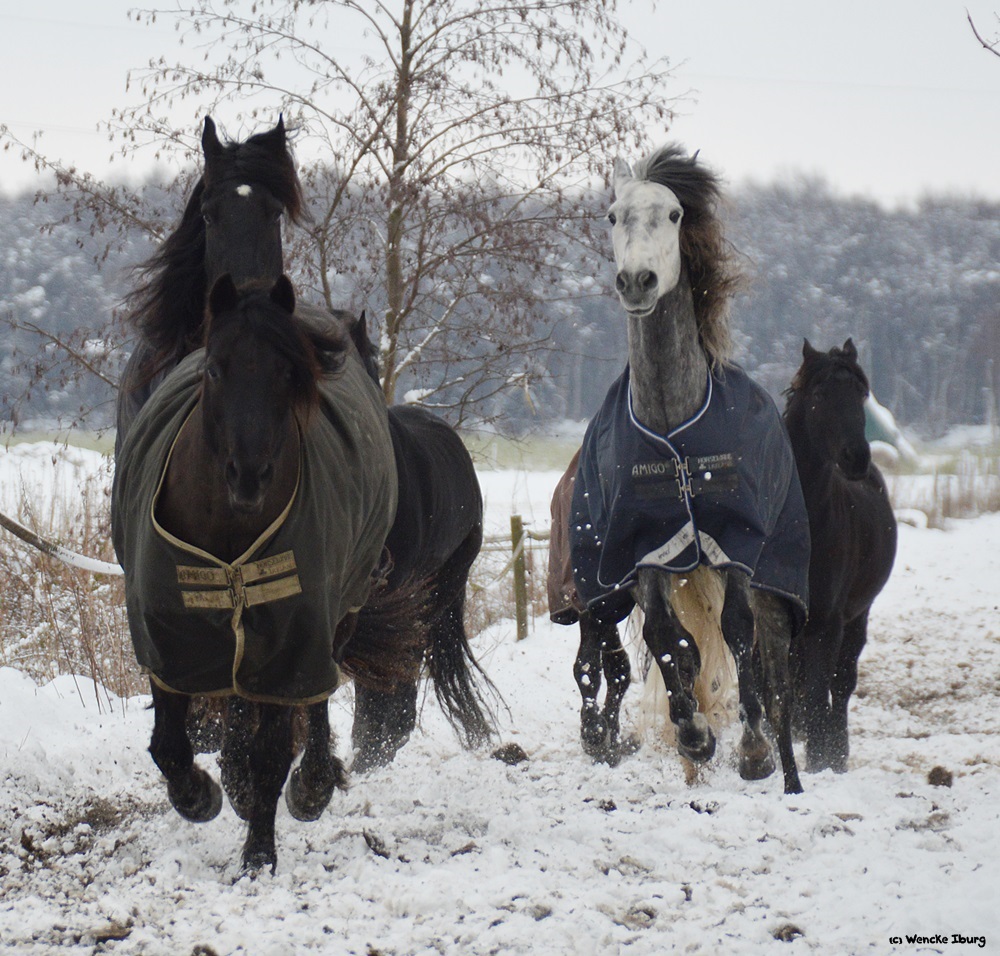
[1,443,999,954]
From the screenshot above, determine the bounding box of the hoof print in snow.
[492,742,529,765]
[363,829,390,859]
[772,924,804,942]
[927,765,953,787]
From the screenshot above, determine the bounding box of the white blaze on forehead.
[609,178,684,299]
[236,184,253,197]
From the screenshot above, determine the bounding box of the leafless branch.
[967,10,1000,57]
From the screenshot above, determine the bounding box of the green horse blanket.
[112,348,397,704]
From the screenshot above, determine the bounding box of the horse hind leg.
[148,681,222,823]
[749,586,803,794]
[352,681,419,774]
[575,613,635,764]
[720,575,777,784]
[638,569,715,764]
[286,700,347,821]
[239,703,295,876]
[574,611,609,757]
[600,622,640,762]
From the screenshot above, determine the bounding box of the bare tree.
[102,0,675,422]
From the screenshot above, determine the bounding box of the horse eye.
[607,212,617,226]
[206,362,221,381]
[203,212,214,226]
[669,210,681,224]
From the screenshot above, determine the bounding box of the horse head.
[202,274,348,513]
[608,158,684,317]
[199,116,299,290]
[798,338,872,481]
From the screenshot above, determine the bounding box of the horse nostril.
[638,270,657,293]
[258,463,273,486]
[226,460,239,487]
[615,273,627,294]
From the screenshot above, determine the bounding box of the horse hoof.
[806,751,847,774]
[677,714,716,764]
[739,749,777,781]
[168,767,222,823]
[285,764,344,822]
[592,731,642,766]
[580,707,609,756]
[352,738,403,775]
[581,732,609,760]
[617,732,642,758]
[238,850,277,879]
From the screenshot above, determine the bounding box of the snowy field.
[1,442,999,955]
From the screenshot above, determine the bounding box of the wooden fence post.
[510,514,528,641]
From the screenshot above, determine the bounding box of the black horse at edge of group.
[784,338,897,773]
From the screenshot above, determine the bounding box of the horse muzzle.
[226,459,275,514]
[615,269,659,317]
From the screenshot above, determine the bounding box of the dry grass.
[0,459,141,706]
[884,450,1000,528]
[466,535,549,639]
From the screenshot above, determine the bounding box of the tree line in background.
[2,0,997,439]
[2,174,998,438]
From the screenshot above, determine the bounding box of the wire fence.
[480,516,550,641]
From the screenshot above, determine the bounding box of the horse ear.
[843,337,858,359]
[202,116,223,165]
[270,275,296,315]
[613,158,633,196]
[209,274,239,317]
[254,115,288,153]
[802,338,819,359]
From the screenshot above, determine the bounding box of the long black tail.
[425,523,498,748]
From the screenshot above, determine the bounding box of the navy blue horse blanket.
[570,364,809,627]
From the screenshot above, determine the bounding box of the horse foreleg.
[722,575,776,783]
[286,700,347,821]
[240,703,295,876]
[827,612,869,773]
[220,697,255,821]
[149,681,222,823]
[637,570,714,764]
[750,588,803,794]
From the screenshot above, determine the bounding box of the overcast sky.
[1,0,998,205]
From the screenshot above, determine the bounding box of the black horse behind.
[116,115,303,451]
[784,339,897,772]
[344,314,494,771]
